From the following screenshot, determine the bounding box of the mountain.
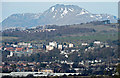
[1,4,117,29]
[2,13,42,28]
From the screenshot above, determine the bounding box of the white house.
[69,43,74,48]
[94,41,101,45]
[49,41,57,48]
[46,45,54,51]
[58,45,63,50]
[81,43,88,46]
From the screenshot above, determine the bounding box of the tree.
[116,63,120,75]
[26,74,34,78]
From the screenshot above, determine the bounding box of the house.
[7,52,14,57]
[18,42,31,47]
[105,45,110,48]
[81,43,88,46]
[69,43,74,48]
[15,48,23,52]
[46,45,54,51]
[40,69,53,73]
[5,47,14,51]
[49,41,57,48]
[71,49,75,52]
[12,44,18,47]
[65,55,68,58]
[0,46,2,50]
[94,41,101,45]
[26,48,33,53]
[58,45,63,50]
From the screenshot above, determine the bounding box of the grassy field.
[70,23,118,32]
[0,36,19,41]
[54,32,118,42]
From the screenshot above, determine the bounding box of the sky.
[1,0,120,2]
[1,2,118,22]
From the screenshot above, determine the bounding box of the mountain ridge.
[1,4,117,29]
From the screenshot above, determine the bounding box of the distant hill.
[1,4,117,29]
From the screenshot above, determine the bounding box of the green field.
[70,23,118,32]
[0,36,19,41]
[54,32,118,42]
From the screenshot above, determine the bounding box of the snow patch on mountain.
[51,7,55,12]
[63,8,68,15]
[95,14,102,19]
[61,8,68,18]
[60,8,63,12]
[76,9,89,16]
[68,8,74,12]
[96,14,101,16]
[90,15,94,18]
[53,12,57,18]
[107,16,110,18]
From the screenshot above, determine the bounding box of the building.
[81,43,88,46]
[46,45,54,51]
[58,45,63,50]
[40,69,53,73]
[15,48,23,52]
[94,41,101,45]
[69,43,74,48]
[18,42,31,47]
[49,41,57,48]
[7,52,14,58]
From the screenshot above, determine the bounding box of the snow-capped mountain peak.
[2,4,117,28]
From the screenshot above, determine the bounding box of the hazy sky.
[2,2,118,22]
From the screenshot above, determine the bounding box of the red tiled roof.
[16,48,23,51]
[6,47,14,50]
[9,50,15,51]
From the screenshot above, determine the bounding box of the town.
[1,21,120,77]
[1,40,119,76]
